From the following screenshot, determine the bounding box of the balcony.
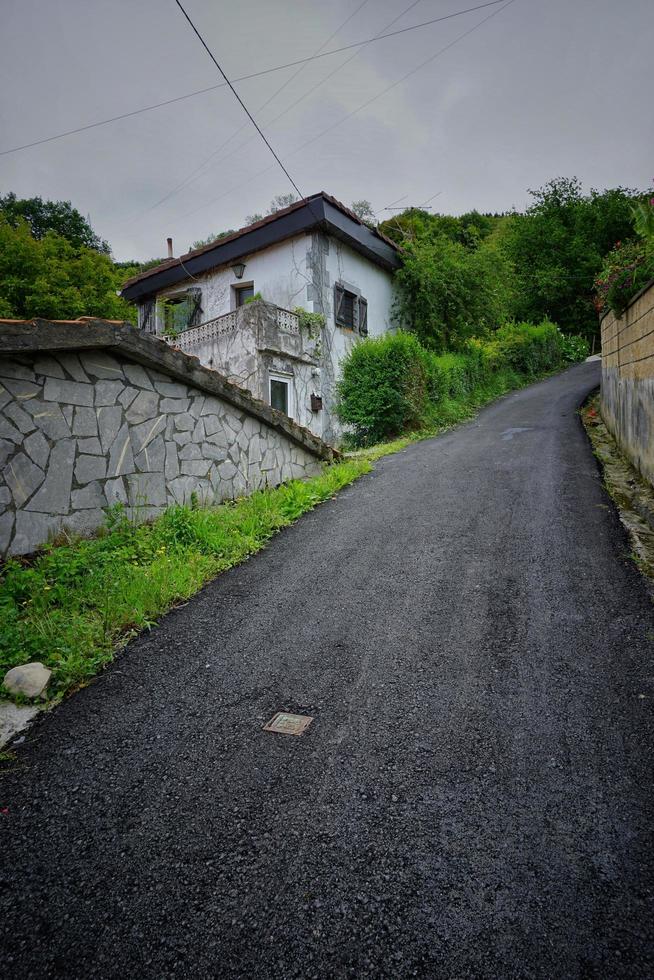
[165,301,301,357]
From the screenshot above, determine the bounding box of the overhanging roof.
[121,192,401,303]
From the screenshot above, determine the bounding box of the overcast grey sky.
[1,0,652,261]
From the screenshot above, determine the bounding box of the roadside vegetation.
[337,321,586,446]
[0,459,370,703]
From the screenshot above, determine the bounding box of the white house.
[121,193,401,444]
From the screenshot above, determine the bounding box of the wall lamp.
[231,262,246,279]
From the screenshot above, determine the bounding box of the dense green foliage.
[594,195,654,315]
[499,178,642,338]
[0,215,135,321]
[0,192,110,253]
[0,460,369,702]
[337,322,586,445]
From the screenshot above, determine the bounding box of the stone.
[75,454,107,484]
[12,511,59,554]
[23,399,71,440]
[0,439,13,469]
[0,359,35,382]
[0,485,11,509]
[56,353,90,382]
[178,443,201,460]
[201,443,225,462]
[76,437,103,455]
[95,380,125,406]
[72,407,99,437]
[174,412,195,432]
[33,355,65,378]
[3,378,41,401]
[0,384,10,411]
[98,406,122,453]
[24,430,50,469]
[127,472,167,507]
[26,439,75,514]
[5,452,45,507]
[129,415,166,454]
[202,414,222,436]
[78,351,124,380]
[218,460,237,481]
[63,509,106,538]
[105,476,127,505]
[0,415,22,444]
[107,424,135,477]
[154,380,187,398]
[192,419,205,442]
[124,363,154,389]
[125,390,159,425]
[118,387,138,409]
[165,442,179,480]
[180,460,211,477]
[173,432,191,445]
[72,481,105,509]
[135,434,165,472]
[0,511,14,552]
[62,406,73,427]
[43,377,94,407]
[168,475,201,504]
[4,402,36,435]
[3,662,51,699]
[160,397,189,413]
[189,396,205,419]
[0,703,40,750]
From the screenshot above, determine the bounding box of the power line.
[175,0,517,226]
[0,0,505,158]
[130,0,373,223]
[173,0,308,206]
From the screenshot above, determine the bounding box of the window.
[269,374,292,417]
[234,283,255,307]
[334,283,368,335]
[158,288,202,334]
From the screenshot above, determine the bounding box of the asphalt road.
[2,361,654,979]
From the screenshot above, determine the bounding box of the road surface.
[2,361,653,978]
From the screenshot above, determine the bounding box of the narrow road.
[2,362,654,979]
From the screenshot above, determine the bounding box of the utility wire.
[175,0,517,225]
[0,0,505,158]
[131,0,372,223]
[173,0,308,205]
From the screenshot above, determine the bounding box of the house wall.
[143,232,397,444]
[601,278,654,486]
[0,325,332,558]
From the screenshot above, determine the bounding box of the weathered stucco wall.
[0,319,335,557]
[601,278,654,486]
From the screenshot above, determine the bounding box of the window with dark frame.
[158,287,202,334]
[270,377,289,415]
[235,284,255,307]
[334,283,368,334]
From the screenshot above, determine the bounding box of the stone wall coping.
[0,319,338,463]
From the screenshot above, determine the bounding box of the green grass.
[0,458,370,703]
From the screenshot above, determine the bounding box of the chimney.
[167,237,173,258]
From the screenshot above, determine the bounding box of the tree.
[351,200,376,226]
[267,193,298,214]
[190,230,236,250]
[499,177,642,339]
[0,216,135,322]
[0,192,110,253]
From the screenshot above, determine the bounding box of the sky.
[1,0,652,261]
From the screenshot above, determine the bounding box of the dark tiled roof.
[121,191,400,299]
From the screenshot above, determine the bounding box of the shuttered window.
[334,283,367,334]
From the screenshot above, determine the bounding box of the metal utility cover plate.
[263,712,314,736]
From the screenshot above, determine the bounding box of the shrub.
[337,321,566,445]
[594,239,654,316]
[336,332,430,444]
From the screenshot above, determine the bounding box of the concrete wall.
[601,278,654,486]
[141,232,397,444]
[0,319,336,558]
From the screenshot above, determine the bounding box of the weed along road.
[2,360,654,978]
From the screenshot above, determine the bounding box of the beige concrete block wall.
[601,279,654,485]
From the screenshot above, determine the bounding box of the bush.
[337,321,567,446]
[594,239,654,316]
[336,332,431,444]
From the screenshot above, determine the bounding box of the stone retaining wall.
[0,319,336,557]
[600,279,654,487]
